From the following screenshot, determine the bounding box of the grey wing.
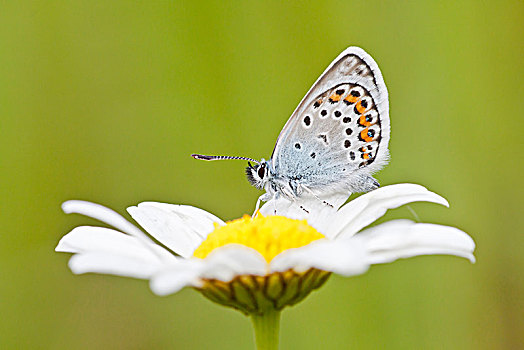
[271,46,390,194]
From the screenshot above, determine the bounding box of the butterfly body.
[194,46,389,211]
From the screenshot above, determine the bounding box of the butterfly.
[192,47,390,213]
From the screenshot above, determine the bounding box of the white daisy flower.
[56,183,474,348]
[56,183,474,307]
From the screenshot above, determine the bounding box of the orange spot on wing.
[344,95,358,104]
[356,100,367,114]
[359,115,372,126]
[329,94,341,102]
[360,128,373,142]
[363,153,370,160]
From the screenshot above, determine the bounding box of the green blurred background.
[1,1,522,349]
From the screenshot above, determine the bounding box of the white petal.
[150,260,204,295]
[62,200,148,240]
[200,244,268,281]
[149,245,268,295]
[68,252,164,279]
[270,239,370,276]
[127,202,224,259]
[56,226,176,263]
[355,220,476,264]
[329,184,449,239]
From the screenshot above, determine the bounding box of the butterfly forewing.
[271,47,390,194]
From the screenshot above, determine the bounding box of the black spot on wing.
[303,116,311,126]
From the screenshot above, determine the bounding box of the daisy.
[56,183,475,349]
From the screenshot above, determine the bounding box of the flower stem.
[250,309,281,350]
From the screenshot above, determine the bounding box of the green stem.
[250,309,281,350]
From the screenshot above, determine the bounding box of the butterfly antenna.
[191,154,260,164]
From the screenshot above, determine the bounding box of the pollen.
[193,215,325,263]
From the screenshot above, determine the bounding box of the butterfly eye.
[257,165,266,178]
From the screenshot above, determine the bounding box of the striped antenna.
[191,154,260,164]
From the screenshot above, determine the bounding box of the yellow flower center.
[193,215,325,263]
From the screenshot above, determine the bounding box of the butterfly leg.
[288,195,311,214]
[301,186,334,208]
[253,193,272,217]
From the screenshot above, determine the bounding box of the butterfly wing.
[271,46,390,196]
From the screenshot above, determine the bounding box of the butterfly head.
[246,159,270,190]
